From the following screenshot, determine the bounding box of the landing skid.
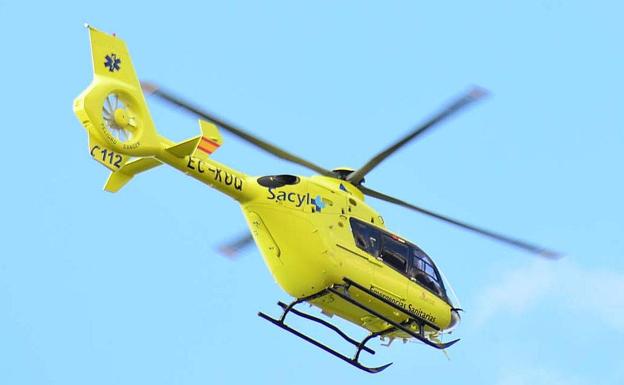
[258,277,460,373]
[258,296,393,373]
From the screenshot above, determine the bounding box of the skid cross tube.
[354,325,399,362]
[277,290,330,322]
[277,301,375,356]
[328,286,459,350]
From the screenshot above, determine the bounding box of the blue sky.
[1,1,623,384]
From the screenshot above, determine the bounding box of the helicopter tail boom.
[99,120,223,192]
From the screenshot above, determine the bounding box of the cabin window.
[380,234,409,272]
[409,246,445,297]
[349,218,450,302]
[350,218,380,257]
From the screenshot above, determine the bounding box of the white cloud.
[471,259,624,332]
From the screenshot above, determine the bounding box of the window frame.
[379,233,409,274]
[349,217,449,302]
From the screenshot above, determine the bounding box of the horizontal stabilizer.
[164,120,223,159]
[166,136,202,157]
[104,157,162,192]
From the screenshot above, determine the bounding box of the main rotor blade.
[141,82,335,177]
[347,87,488,185]
[359,185,561,259]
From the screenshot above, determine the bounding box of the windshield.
[409,244,460,310]
[436,264,461,310]
[348,217,461,309]
[411,246,461,330]
[408,246,443,296]
[436,264,461,331]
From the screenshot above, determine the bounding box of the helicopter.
[73,25,560,373]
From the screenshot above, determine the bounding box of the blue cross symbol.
[312,195,326,212]
[104,54,121,72]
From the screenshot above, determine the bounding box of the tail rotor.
[102,92,137,142]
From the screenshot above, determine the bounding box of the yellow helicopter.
[73,25,560,373]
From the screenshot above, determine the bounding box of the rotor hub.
[332,167,366,184]
[113,108,129,128]
[331,167,355,180]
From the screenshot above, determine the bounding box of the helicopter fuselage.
[240,173,456,336]
[175,151,456,336]
[132,146,457,337]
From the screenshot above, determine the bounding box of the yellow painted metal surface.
[74,26,455,342]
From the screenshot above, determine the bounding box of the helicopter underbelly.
[241,204,453,334]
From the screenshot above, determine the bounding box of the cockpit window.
[409,245,445,297]
[349,217,449,302]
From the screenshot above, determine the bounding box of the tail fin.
[74,25,226,193]
[73,24,162,159]
[194,120,223,159]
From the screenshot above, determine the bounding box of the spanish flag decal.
[198,136,221,155]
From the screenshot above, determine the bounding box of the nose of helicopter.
[447,308,462,331]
